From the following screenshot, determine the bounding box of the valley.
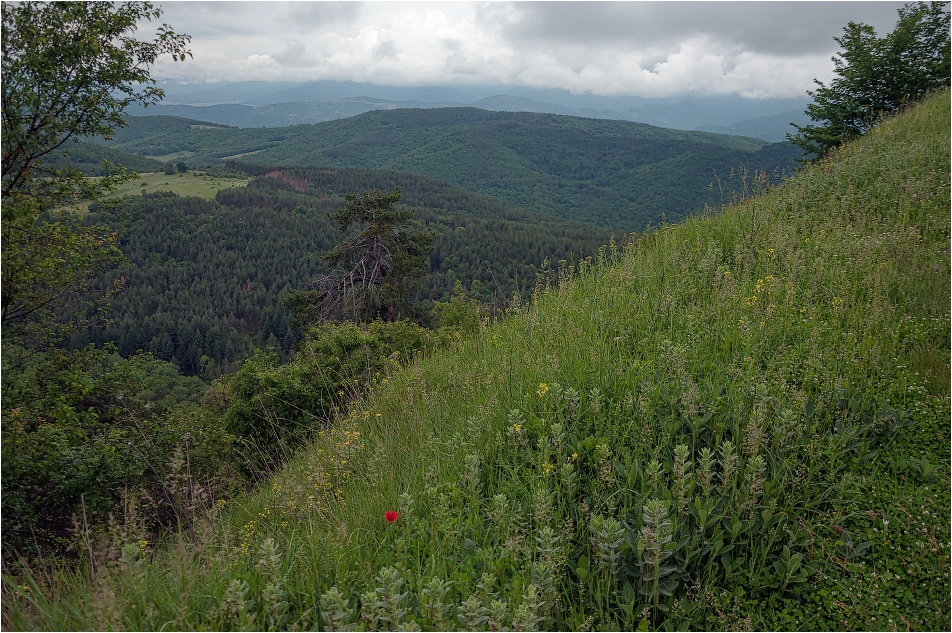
[89,108,802,229]
[54,107,802,377]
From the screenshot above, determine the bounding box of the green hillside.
[47,139,169,176]
[5,92,948,630]
[90,109,802,230]
[68,167,612,376]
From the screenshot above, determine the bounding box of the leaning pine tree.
[287,188,434,324]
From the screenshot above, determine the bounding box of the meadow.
[3,91,949,631]
[114,169,252,201]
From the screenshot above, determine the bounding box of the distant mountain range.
[93,107,802,230]
[697,109,811,142]
[133,80,813,142]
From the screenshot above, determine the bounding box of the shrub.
[218,320,435,476]
[0,346,233,558]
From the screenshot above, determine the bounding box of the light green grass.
[3,91,949,631]
[114,170,251,201]
[56,171,249,215]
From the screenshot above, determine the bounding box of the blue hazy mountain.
[697,109,814,143]
[147,80,810,141]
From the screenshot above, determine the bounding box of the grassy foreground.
[3,92,949,631]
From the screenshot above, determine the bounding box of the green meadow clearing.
[116,170,252,200]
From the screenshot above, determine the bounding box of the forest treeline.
[67,167,613,377]
[48,139,168,176]
[86,108,802,229]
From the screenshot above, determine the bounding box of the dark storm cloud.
[484,2,908,55]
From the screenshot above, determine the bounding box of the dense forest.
[54,108,802,378]
[68,167,613,376]
[48,139,169,176]
[87,109,802,229]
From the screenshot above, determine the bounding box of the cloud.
[274,40,320,68]
[245,54,274,69]
[484,1,907,55]
[283,1,363,33]
[148,1,916,98]
[373,40,398,61]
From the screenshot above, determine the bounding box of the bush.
[0,346,233,558]
[218,320,436,476]
[435,281,485,335]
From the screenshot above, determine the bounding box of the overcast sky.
[150,1,910,99]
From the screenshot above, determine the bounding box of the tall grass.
[4,90,949,631]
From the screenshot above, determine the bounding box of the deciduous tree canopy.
[1,1,190,351]
[1,1,193,556]
[790,1,950,159]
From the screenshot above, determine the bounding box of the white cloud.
[274,40,320,68]
[245,54,274,69]
[147,1,912,98]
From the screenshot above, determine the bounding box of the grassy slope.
[5,93,949,631]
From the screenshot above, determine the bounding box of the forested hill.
[90,109,803,230]
[71,166,612,376]
[48,140,169,176]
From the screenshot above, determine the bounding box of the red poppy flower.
[384,510,399,523]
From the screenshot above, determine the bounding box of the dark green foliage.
[69,191,311,377]
[46,139,167,176]
[91,109,802,230]
[790,2,950,158]
[215,320,435,475]
[2,1,189,351]
[67,170,611,374]
[0,345,234,557]
[2,346,147,549]
[435,281,484,335]
[81,114,239,157]
[1,2,227,564]
[317,188,434,323]
[135,354,208,409]
[2,210,124,355]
